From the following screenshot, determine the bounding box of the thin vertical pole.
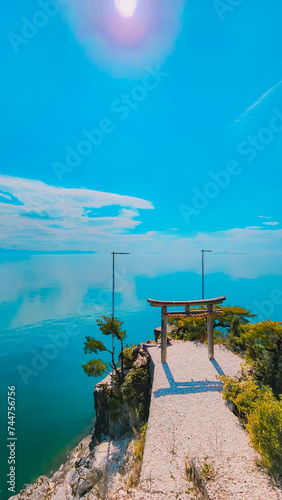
[112,252,115,352]
[111,251,129,353]
[202,250,211,300]
[202,250,204,300]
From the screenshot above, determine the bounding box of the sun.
[115,0,137,18]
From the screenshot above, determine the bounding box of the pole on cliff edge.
[111,252,129,352]
[202,249,212,299]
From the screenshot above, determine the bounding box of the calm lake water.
[0,253,281,498]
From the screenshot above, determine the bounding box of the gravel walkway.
[140,340,281,499]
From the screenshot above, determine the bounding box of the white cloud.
[258,216,279,226]
[0,175,154,251]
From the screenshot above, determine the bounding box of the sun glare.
[115,0,137,18]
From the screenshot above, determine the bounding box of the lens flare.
[115,0,137,18]
[65,0,186,77]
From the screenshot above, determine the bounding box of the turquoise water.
[0,254,281,499]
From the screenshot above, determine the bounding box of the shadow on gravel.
[210,358,225,376]
[154,363,224,398]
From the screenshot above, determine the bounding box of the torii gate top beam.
[147,296,226,308]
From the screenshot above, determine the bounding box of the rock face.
[91,344,151,448]
[92,379,133,444]
[92,379,110,440]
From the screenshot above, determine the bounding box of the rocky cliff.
[10,343,153,500]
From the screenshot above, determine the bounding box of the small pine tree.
[82,316,127,385]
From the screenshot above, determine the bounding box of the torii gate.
[147,296,226,362]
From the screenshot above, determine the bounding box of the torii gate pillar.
[207,304,214,360]
[161,306,167,364]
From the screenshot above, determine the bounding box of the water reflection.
[0,253,281,331]
[0,254,146,330]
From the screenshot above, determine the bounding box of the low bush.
[247,390,282,475]
[242,321,282,398]
[122,345,136,369]
[221,373,282,475]
[168,315,207,342]
[220,371,264,422]
[168,305,254,347]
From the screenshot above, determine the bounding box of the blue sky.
[1,0,282,275]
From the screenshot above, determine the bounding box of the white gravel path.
[140,340,282,499]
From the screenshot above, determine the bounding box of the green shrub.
[121,366,149,403]
[247,390,282,474]
[108,397,122,413]
[168,305,254,346]
[137,402,146,421]
[122,346,135,368]
[220,330,246,354]
[168,315,207,342]
[121,366,150,423]
[221,373,282,475]
[242,321,282,397]
[220,372,264,422]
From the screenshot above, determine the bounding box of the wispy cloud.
[235,80,282,123]
[0,175,154,250]
[258,216,279,226]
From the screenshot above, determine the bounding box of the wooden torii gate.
[147,296,226,362]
